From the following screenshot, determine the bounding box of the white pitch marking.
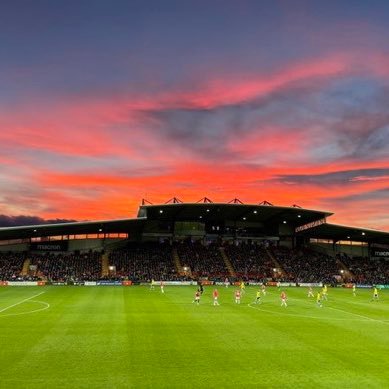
[326,306,388,324]
[247,303,389,324]
[0,292,46,313]
[0,300,50,317]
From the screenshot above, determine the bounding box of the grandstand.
[0,199,388,285]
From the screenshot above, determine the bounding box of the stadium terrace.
[0,199,388,286]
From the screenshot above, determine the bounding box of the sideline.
[0,292,46,314]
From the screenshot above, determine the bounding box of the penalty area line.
[0,292,46,313]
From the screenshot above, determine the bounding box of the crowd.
[0,243,387,284]
[29,251,102,282]
[108,242,178,282]
[0,253,25,280]
[271,246,340,284]
[339,254,389,284]
[176,240,229,279]
[224,242,274,281]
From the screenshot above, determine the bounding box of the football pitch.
[0,286,388,388]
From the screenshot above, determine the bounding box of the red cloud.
[1,51,389,230]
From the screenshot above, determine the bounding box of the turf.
[0,285,388,388]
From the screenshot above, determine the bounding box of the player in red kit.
[160,281,165,293]
[193,290,200,305]
[280,291,287,307]
[235,290,241,304]
[213,289,220,306]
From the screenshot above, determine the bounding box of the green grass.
[0,285,388,388]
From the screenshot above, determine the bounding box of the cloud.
[1,51,389,168]
[324,187,389,203]
[0,215,76,227]
[274,168,389,186]
[1,51,389,226]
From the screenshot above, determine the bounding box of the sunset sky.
[1,1,389,229]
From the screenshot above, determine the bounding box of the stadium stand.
[270,246,340,284]
[339,254,389,284]
[223,242,274,281]
[176,240,229,280]
[0,253,25,280]
[0,201,388,286]
[108,242,178,282]
[0,242,387,285]
[29,251,101,282]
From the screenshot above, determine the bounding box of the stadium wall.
[0,242,29,252]
[310,242,369,257]
[279,237,293,248]
[0,238,128,253]
[278,223,294,236]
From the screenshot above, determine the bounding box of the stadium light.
[253,210,257,214]
[347,236,350,239]
[33,229,37,232]
[206,209,210,212]
[297,214,301,218]
[199,216,203,219]
[273,268,277,272]
[98,228,102,232]
[361,232,366,236]
[243,217,246,220]
[159,209,163,213]
[283,220,287,224]
[340,270,344,274]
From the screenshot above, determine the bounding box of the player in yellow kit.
[371,286,379,301]
[307,286,314,298]
[316,291,322,307]
[240,281,246,295]
[254,290,261,304]
[322,284,328,300]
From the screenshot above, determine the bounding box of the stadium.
[1,198,388,388]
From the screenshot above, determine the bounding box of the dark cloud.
[323,187,389,203]
[274,168,389,185]
[0,215,76,227]
[136,77,332,160]
[325,83,389,160]
[133,75,389,164]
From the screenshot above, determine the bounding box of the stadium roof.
[138,202,332,226]
[0,201,388,245]
[0,218,145,241]
[296,222,389,245]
